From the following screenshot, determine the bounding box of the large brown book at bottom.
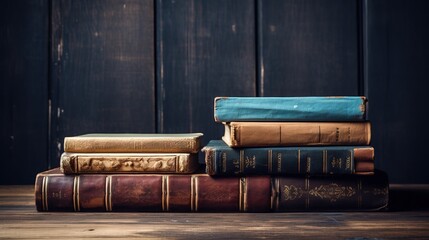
[35,168,388,212]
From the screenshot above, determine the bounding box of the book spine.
[64,137,200,153]
[226,122,371,147]
[34,173,271,212]
[60,153,198,174]
[214,96,367,122]
[34,171,388,212]
[273,171,389,211]
[204,146,374,176]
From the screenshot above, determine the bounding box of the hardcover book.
[214,96,367,122]
[222,121,371,147]
[60,152,199,174]
[63,133,203,153]
[202,140,374,176]
[35,168,388,212]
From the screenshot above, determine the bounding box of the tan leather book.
[222,122,371,147]
[60,152,199,174]
[64,133,203,153]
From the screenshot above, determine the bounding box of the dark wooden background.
[1,0,428,184]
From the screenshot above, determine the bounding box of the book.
[60,152,199,174]
[63,133,203,153]
[202,140,374,176]
[214,96,367,122]
[34,168,388,212]
[222,121,371,147]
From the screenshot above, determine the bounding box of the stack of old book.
[34,96,389,212]
[201,96,389,211]
[35,133,204,211]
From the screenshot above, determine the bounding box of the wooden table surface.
[1,185,429,239]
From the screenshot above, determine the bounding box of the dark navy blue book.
[202,140,374,176]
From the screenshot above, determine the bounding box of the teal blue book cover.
[214,96,367,122]
[202,140,374,176]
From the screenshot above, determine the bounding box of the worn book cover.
[214,96,367,122]
[35,168,388,212]
[222,121,371,147]
[202,140,374,176]
[64,133,203,153]
[60,152,199,174]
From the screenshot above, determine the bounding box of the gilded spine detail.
[41,176,48,211]
[239,177,247,212]
[283,185,304,201]
[162,176,169,211]
[63,154,194,173]
[205,149,215,175]
[240,150,244,173]
[73,176,80,211]
[191,176,197,212]
[105,176,112,211]
[271,178,280,211]
[308,183,356,202]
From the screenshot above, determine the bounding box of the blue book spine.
[214,96,367,122]
[202,140,373,176]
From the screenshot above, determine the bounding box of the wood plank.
[50,0,156,167]
[258,0,360,96]
[157,0,256,153]
[0,185,429,239]
[0,0,49,184]
[366,0,429,183]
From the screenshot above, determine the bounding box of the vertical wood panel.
[50,0,155,167]
[0,0,49,184]
[157,0,256,152]
[367,0,429,183]
[259,0,360,96]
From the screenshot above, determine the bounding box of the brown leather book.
[60,152,199,174]
[222,122,371,147]
[64,133,203,153]
[35,168,388,212]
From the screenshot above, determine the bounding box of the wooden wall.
[1,0,428,184]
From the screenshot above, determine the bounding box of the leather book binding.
[222,121,371,147]
[35,168,388,212]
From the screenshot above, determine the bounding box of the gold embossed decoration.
[283,185,304,201]
[370,187,389,196]
[331,158,342,168]
[78,157,176,172]
[309,183,356,202]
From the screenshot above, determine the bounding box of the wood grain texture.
[156,0,256,155]
[50,0,155,167]
[0,0,48,184]
[258,0,360,96]
[1,185,429,239]
[366,0,429,183]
